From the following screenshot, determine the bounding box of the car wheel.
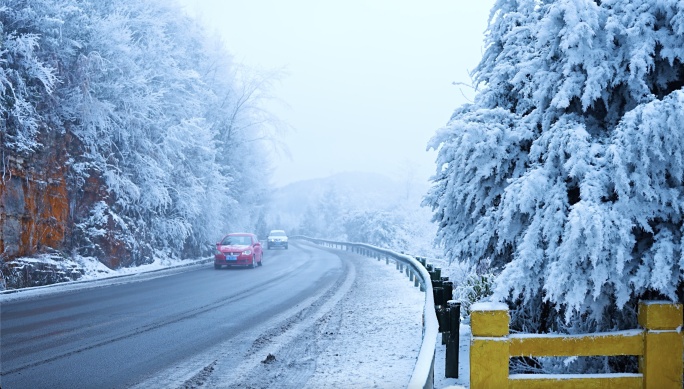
[251,255,256,268]
[214,263,221,270]
[285,244,288,249]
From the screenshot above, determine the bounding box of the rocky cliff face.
[1,134,69,260]
[1,132,82,289]
[1,123,171,292]
[0,129,137,289]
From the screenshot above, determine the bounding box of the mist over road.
[1,242,357,388]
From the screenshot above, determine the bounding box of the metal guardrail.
[292,236,439,389]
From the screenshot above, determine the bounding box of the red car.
[214,233,263,269]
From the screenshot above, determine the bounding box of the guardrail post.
[432,280,443,300]
[470,302,509,389]
[638,301,683,389]
[433,267,441,281]
[432,277,448,346]
[442,281,453,304]
[440,281,454,345]
[445,300,461,378]
[433,282,444,330]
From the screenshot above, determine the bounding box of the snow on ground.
[0,255,212,302]
[1,250,474,388]
[74,253,211,280]
[304,253,425,388]
[434,324,471,389]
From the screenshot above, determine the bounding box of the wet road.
[1,241,351,389]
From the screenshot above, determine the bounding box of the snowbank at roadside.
[0,254,211,300]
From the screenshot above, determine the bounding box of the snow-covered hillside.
[266,171,439,257]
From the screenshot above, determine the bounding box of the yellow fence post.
[470,302,509,389]
[638,300,683,389]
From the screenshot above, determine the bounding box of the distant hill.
[267,171,426,231]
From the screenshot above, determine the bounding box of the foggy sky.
[178,1,495,187]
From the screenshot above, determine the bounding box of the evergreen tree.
[425,0,684,330]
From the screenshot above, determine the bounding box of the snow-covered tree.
[344,210,406,248]
[0,1,60,154]
[2,0,278,267]
[425,0,684,331]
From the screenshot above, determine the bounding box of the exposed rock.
[1,135,69,261]
[262,353,277,364]
[0,256,85,290]
[1,130,133,288]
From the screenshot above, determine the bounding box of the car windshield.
[221,235,251,246]
[269,231,286,236]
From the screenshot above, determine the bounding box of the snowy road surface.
[1,241,423,388]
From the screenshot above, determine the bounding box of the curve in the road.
[0,242,344,388]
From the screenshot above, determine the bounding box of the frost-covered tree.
[2,0,278,267]
[0,1,60,154]
[425,0,684,331]
[343,210,407,249]
[298,204,323,237]
[294,184,347,239]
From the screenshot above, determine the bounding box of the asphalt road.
[0,241,354,389]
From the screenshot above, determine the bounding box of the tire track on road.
[2,258,311,377]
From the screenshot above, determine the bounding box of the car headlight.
[215,249,222,255]
[242,250,252,255]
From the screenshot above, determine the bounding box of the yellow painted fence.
[470,301,683,389]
